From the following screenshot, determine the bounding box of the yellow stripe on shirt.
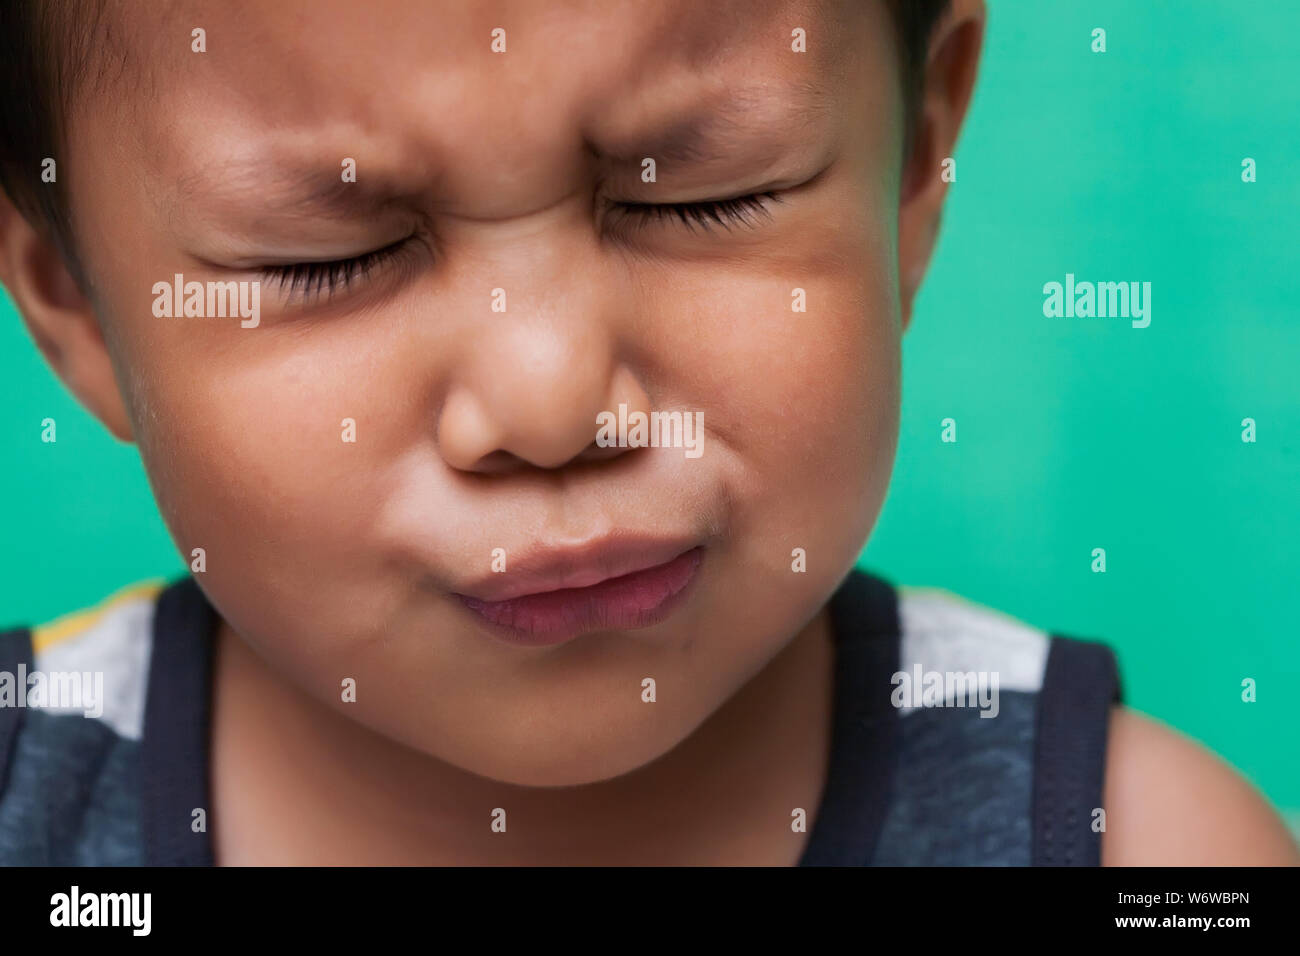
[31,580,167,655]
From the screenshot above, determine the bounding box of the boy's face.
[64,0,912,785]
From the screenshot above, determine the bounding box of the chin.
[446,722,690,789]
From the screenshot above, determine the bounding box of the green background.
[2,1,1297,828]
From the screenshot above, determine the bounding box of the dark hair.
[0,0,127,286]
[887,0,953,118]
[0,0,951,278]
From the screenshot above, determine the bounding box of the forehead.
[141,0,866,96]
[73,0,898,220]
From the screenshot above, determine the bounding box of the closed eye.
[258,191,781,302]
[260,235,418,300]
[612,191,781,232]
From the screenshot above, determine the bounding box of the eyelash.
[261,235,415,299]
[612,191,780,232]
[259,191,780,299]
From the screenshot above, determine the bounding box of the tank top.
[0,569,1121,865]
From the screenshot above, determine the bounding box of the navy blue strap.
[0,627,34,795]
[141,576,218,865]
[798,569,901,866]
[1031,634,1122,866]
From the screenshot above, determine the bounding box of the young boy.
[0,0,1294,866]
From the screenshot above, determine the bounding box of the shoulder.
[0,580,165,865]
[880,582,1117,865]
[24,580,164,738]
[1101,705,1300,865]
[894,585,1051,685]
[860,576,1297,866]
[872,585,1073,865]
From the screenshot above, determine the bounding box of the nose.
[435,263,651,473]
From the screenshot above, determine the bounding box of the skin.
[0,0,1295,865]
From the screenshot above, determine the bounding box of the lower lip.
[457,547,704,645]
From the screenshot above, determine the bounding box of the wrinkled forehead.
[131,0,863,98]
[89,0,883,135]
[67,0,899,232]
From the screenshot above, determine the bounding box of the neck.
[209,606,836,865]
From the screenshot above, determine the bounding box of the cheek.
[642,174,901,579]
[113,312,432,654]
[132,345,362,545]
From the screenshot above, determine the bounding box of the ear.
[0,193,134,442]
[897,0,986,332]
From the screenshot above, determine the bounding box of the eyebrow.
[170,159,415,227]
[169,84,830,224]
[595,83,831,169]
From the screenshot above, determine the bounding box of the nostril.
[470,449,527,475]
[467,440,633,477]
[576,441,631,463]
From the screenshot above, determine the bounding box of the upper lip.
[452,534,701,603]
